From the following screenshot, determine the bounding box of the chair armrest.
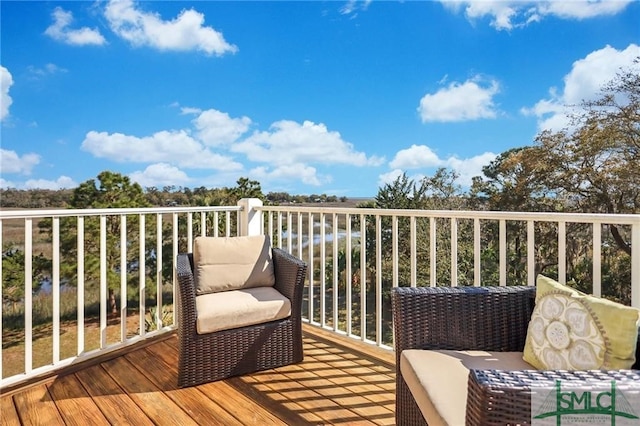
[391,286,536,354]
[176,253,197,334]
[272,248,307,315]
[466,369,640,425]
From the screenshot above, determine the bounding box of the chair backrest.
[193,235,276,295]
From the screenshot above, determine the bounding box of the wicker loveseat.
[176,235,307,388]
[391,285,640,426]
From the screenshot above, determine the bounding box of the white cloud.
[250,164,325,186]
[378,169,405,188]
[451,1,520,30]
[24,176,77,190]
[81,130,243,171]
[0,178,16,189]
[442,1,632,30]
[383,144,496,187]
[234,120,384,167]
[1,66,13,121]
[390,144,441,169]
[194,109,251,146]
[27,63,68,78]
[522,44,640,132]
[536,1,633,20]
[0,149,40,175]
[340,0,372,16]
[45,7,106,46]
[445,152,497,187]
[129,163,190,187]
[180,106,202,115]
[104,0,238,55]
[418,77,500,122]
[80,108,384,191]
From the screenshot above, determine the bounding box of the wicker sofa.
[175,236,307,388]
[391,286,640,426]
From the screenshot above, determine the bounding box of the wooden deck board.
[0,393,19,426]
[101,356,199,425]
[1,324,396,425]
[46,374,109,426]
[142,342,244,426]
[12,384,64,426]
[75,364,155,426]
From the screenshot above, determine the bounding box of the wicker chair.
[176,245,307,388]
[391,286,640,426]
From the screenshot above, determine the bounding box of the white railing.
[1,205,241,389]
[2,199,639,389]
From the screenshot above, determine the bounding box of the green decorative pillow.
[523,275,640,370]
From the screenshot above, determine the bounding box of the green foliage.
[469,147,563,212]
[353,169,470,290]
[72,171,149,209]
[2,245,51,304]
[144,305,174,332]
[232,177,264,201]
[532,65,640,255]
[0,188,73,208]
[37,171,152,314]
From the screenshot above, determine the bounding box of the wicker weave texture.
[176,247,307,388]
[391,286,536,426]
[391,285,640,426]
[467,369,640,425]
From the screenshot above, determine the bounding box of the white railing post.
[527,221,535,286]
[237,198,263,236]
[632,222,640,308]
[0,219,2,379]
[52,217,60,364]
[0,219,3,379]
[120,215,127,342]
[25,218,33,374]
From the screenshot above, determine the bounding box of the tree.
[534,60,640,254]
[360,169,471,289]
[232,177,264,201]
[469,147,567,283]
[72,171,148,208]
[40,171,150,315]
[468,61,639,300]
[470,147,562,213]
[2,245,50,306]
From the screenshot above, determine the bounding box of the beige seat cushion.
[195,286,291,334]
[400,349,534,426]
[194,235,276,295]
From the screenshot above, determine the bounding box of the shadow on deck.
[1,324,396,425]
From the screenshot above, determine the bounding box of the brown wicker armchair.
[391,286,640,426]
[176,244,307,388]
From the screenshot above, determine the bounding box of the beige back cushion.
[194,235,276,295]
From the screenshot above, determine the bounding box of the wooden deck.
[0,324,396,425]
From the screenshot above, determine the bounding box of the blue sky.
[1,1,639,197]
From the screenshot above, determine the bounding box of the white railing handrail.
[0,205,242,219]
[257,205,640,225]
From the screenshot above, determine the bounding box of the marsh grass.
[2,286,174,379]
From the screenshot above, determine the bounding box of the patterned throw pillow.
[523,275,640,370]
